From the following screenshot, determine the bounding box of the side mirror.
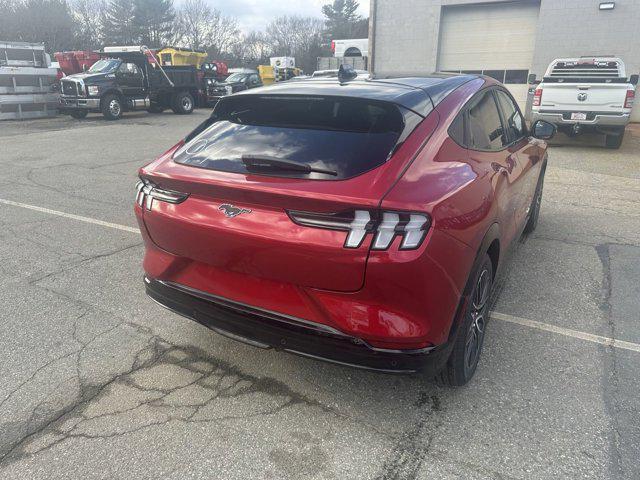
[532,120,556,140]
[630,74,639,86]
[527,73,537,84]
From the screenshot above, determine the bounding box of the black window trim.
[447,86,528,153]
[492,88,528,145]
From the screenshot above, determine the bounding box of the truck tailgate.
[539,83,629,112]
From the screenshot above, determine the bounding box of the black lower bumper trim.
[145,278,451,374]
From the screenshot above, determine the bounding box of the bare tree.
[266,15,326,72]
[70,0,106,49]
[174,0,239,54]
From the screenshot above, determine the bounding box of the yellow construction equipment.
[258,65,275,85]
[156,47,208,68]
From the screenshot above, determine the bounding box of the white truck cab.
[530,56,638,148]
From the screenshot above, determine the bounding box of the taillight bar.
[624,89,635,109]
[287,209,431,251]
[136,178,189,211]
[533,88,543,107]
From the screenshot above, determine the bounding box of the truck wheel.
[69,110,88,119]
[101,94,123,121]
[605,129,625,149]
[436,254,493,386]
[172,92,194,115]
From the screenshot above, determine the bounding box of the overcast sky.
[206,0,371,33]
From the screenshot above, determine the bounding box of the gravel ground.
[0,111,638,480]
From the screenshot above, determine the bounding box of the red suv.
[135,73,555,385]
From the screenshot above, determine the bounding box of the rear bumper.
[531,110,630,127]
[144,276,452,374]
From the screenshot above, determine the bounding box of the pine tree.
[322,0,362,39]
[101,0,138,45]
[134,0,175,48]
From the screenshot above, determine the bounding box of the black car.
[205,71,263,103]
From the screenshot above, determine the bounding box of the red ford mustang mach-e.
[135,72,555,385]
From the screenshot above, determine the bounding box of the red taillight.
[533,88,543,107]
[287,209,431,251]
[624,89,635,109]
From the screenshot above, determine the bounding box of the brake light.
[533,88,543,107]
[287,209,431,251]
[624,89,635,109]
[136,178,189,211]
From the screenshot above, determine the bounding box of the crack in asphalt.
[595,243,625,480]
[374,393,442,480]
[0,339,353,466]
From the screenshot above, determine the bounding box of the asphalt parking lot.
[0,111,639,480]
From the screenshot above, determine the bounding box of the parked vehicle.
[59,46,200,120]
[135,69,555,386]
[156,47,207,68]
[204,69,262,102]
[530,56,637,148]
[54,50,100,75]
[331,38,368,57]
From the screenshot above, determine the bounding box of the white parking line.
[3,197,640,354]
[0,198,139,234]
[490,311,640,353]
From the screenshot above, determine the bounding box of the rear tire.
[523,166,546,234]
[437,254,493,386]
[605,129,625,149]
[171,91,194,115]
[69,110,88,119]
[101,94,123,121]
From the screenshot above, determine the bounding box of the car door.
[465,88,519,247]
[494,89,542,233]
[116,62,144,97]
[248,74,262,89]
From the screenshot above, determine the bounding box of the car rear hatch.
[139,93,433,292]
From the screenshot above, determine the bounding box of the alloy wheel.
[464,268,491,375]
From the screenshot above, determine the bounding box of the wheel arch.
[446,222,500,343]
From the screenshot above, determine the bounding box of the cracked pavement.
[0,112,639,479]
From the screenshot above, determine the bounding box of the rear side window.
[494,90,526,142]
[173,95,420,180]
[467,91,507,151]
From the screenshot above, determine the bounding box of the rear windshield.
[173,95,421,180]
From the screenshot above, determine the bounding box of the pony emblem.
[219,204,252,218]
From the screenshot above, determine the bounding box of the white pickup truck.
[530,56,638,148]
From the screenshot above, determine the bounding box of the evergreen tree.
[322,0,362,39]
[134,0,174,48]
[101,0,138,45]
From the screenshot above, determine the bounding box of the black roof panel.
[232,74,478,117]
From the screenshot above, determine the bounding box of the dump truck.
[59,46,200,120]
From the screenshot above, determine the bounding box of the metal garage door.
[438,1,540,110]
